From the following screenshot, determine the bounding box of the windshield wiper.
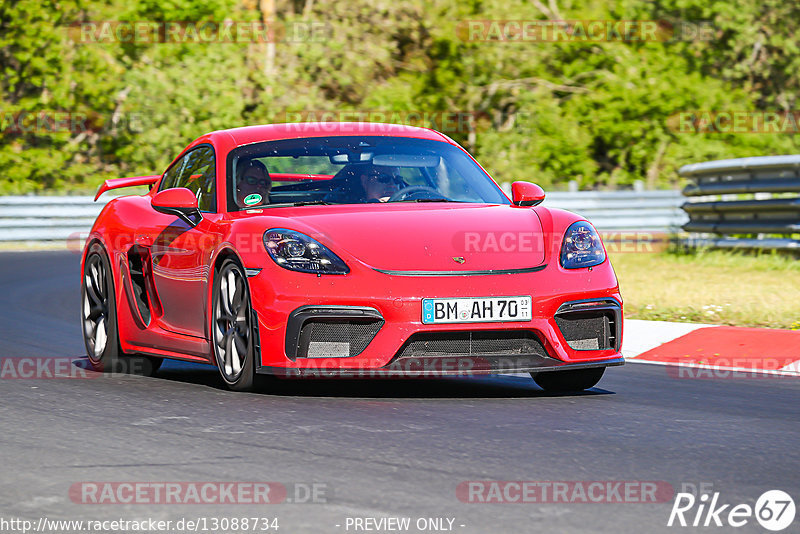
[290,200,332,206]
[261,200,332,208]
[396,198,460,203]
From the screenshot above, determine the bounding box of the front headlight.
[263,229,350,274]
[560,221,606,269]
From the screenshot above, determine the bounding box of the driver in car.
[359,167,403,202]
[236,159,271,208]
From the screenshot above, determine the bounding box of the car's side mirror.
[511,181,546,207]
[151,187,202,226]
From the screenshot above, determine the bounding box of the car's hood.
[286,204,546,272]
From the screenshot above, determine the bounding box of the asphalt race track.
[1,251,798,533]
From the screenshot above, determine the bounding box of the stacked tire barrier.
[679,155,800,251]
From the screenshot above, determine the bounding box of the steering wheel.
[388,185,447,202]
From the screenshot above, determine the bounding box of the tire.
[531,367,605,392]
[211,258,255,391]
[81,243,162,376]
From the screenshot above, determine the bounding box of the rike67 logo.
[668,487,795,531]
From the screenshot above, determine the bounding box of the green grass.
[611,248,800,330]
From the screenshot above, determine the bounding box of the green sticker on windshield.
[244,193,262,206]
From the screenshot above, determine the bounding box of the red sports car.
[81,123,623,391]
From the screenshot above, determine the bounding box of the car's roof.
[211,122,451,147]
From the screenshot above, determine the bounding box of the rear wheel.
[81,243,162,375]
[531,367,605,392]
[212,259,255,391]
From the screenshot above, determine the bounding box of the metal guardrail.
[679,155,800,251]
[543,191,685,232]
[0,190,687,242]
[0,196,106,242]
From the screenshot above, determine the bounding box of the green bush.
[1,0,799,194]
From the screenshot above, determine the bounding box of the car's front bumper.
[247,259,624,377]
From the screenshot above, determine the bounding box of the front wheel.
[212,259,255,391]
[531,367,605,392]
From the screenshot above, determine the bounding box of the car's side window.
[160,156,185,191]
[159,145,216,212]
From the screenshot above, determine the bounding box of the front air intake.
[393,330,548,359]
[296,319,383,358]
[387,330,556,374]
[554,299,621,351]
[285,305,384,360]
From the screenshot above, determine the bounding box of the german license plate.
[421,296,532,324]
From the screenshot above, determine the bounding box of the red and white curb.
[623,319,800,377]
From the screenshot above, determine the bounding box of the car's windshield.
[226,136,509,210]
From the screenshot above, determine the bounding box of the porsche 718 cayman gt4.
[81,123,623,391]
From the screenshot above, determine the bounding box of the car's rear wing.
[94,175,160,201]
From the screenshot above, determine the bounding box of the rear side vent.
[127,246,153,325]
[554,299,620,351]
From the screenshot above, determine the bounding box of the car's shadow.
[72,357,615,399]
